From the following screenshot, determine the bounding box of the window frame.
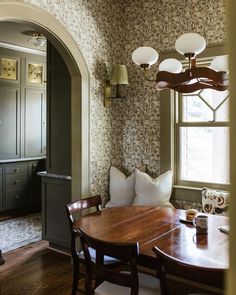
[174,78,230,190]
[160,44,229,195]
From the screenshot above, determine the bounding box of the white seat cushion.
[95,272,160,295]
[79,247,118,264]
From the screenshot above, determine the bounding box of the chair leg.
[71,258,79,295]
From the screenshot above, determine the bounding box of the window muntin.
[175,57,230,188]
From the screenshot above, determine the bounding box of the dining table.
[74,206,229,290]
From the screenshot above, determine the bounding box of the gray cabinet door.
[47,42,71,175]
[24,88,46,157]
[41,177,71,248]
[0,87,20,159]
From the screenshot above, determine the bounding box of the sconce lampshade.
[175,33,206,56]
[110,64,129,85]
[132,46,158,67]
[159,58,183,73]
[210,55,228,72]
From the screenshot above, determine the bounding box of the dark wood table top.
[74,206,229,271]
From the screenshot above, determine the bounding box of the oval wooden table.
[74,206,229,289]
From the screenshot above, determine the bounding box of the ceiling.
[0,21,46,52]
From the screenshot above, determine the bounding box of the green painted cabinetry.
[0,159,45,212]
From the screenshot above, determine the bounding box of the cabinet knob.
[15,195,20,200]
[14,179,19,185]
[14,168,19,172]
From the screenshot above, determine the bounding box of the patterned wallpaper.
[23,0,125,202]
[111,0,226,177]
[22,0,226,204]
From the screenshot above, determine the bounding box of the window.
[175,58,230,189]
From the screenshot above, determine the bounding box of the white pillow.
[105,167,135,208]
[132,169,174,208]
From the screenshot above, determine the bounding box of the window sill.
[173,185,202,191]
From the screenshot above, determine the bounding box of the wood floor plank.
[0,241,74,295]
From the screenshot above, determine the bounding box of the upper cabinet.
[0,47,46,160]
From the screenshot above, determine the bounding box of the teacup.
[193,214,208,234]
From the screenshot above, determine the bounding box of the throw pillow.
[132,169,174,208]
[202,187,229,215]
[105,166,135,208]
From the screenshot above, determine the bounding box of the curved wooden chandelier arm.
[156,68,228,93]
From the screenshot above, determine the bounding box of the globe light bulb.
[175,33,206,56]
[132,46,158,67]
[159,58,182,73]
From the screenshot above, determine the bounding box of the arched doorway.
[0,1,90,199]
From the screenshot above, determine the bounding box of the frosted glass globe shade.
[132,46,158,66]
[159,58,182,73]
[210,55,228,72]
[175,33,206,55]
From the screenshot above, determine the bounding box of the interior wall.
[110,0,227,180]
[22,0,226,203]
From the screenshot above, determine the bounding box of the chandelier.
[28,33,46,48]
[132,33,229,93]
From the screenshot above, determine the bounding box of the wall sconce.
[104,64,129,107]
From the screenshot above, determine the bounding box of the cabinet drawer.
[5,173,28,191]
[5,189,28,210]
[5,162,28,175]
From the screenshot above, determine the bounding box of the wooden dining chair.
[153,246,213,295]
[66,195,118,295]
[78,228,161,295]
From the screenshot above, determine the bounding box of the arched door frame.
[0,1,90,200]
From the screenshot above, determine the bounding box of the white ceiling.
[0,21,46,52]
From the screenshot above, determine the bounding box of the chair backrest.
[66,195,102,230]
[79,228,139,295]
[66,195,102,260]
[153,246,221,295]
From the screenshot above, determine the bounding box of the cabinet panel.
[24,89,46,157]
[5,188,28,210]
[42,177,71,248]
[5,173,28,191]
[28,160,44,205]
[5,162,28,174]
[0,159,44,212]
[47,42,71,175]
[0,87,20,159]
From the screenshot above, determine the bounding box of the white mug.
[193,214,208,234]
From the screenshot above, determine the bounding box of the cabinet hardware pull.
[14,179,19,184]
[14,168,19,172]
[15,195,20,199]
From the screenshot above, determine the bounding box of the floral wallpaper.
[111,0,226,176]
[22,0,226,207]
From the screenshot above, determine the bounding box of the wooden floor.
[0,241,75,295]
[0,240,222,295]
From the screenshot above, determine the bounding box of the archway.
[0,1,90,199]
